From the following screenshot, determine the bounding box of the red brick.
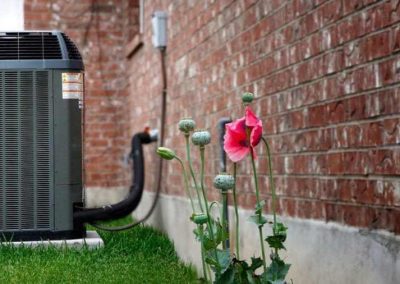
[326,100,346,124]
[382,118,400,145]
[343,0,364,15]
[308,104,327,127]
[393,25,400,51]
[365,30,391,61]
[321,0,342,26]
[369,149,400,175]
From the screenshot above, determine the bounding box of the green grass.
[0,219,198,283]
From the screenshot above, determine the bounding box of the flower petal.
[250,120,263,147]
[224,120,249,162]
[226,145,250,162]
[245,106,260,127]
[226,117,246,136]
[225,123,244,141]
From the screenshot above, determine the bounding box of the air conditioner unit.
[0,31,85,240]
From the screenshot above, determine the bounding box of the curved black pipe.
[218,117,232,249]
[88,49,167,232]
[218,117,232,173]
[73,131,153,223]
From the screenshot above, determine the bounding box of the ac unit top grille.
[0,31,82,62]
[62,34,82,60]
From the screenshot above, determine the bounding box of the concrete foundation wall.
[84,187,129,208]
[130,192,400,284]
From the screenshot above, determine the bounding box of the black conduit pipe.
[218,118,232,173]
[74,48,168,231]
[218,117,232,249]
[113,47,167,229]
[73,131,153,224]
[139,47,168,223]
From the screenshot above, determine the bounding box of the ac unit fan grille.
[62,34,82,60]
[0,71,52,230]
[0,32,62,60]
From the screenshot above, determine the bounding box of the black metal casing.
[0,31,85,241]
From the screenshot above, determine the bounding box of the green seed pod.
[156,147,176,160]
[242,92,254,105]
[191,130,211,146]
[191,213,208,225]
[213,173,235,192]
[178,118,196,134]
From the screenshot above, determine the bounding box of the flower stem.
[199,146,220,272]
[185,134,204,212]
[262,137,277,224]
[221,192,228,250]
[232,162,240,259]
[262,137,278,255]
[175,156,195,212]
[177,156,208,279]
[198,225,209,283]
[250,149,266,272]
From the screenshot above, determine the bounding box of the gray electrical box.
[152,11,168,48]
[0,31,85,240]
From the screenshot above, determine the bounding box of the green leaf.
[202,235,217,251]
[215,267,235,284]
[261,258,291,283]
[233,260,247,283]
[247,271,261,284]
[217,249,232,273]
[273,222,287,242]
[213,220,229,245]
[205,249,231,274]
[200,219,228,251]
[248,214,268,227]
[255,200,266,215]
[270,281,285,284]
[202,219,228,250]
[265,235,286,250]
[249,257,263,271]
[192,227,203,242]
[205,254,218,267]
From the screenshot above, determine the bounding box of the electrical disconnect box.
[0,31,85,240]
[152,11,168,49]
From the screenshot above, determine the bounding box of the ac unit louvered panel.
[62,34,82,60]
[43,36,63,59]
[0,38,18,60]
[4,72,19,230]
[36,71,51,229]
[0,71,51,231]
[0,73,3,229]
[18,36,43,60]
[20,72,35,229]
[0,32,62,60]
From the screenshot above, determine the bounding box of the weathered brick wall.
[26,0,400,234]
[127,0,400,234]
[25,0,135,188]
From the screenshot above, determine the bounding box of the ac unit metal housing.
[0,31,85,240]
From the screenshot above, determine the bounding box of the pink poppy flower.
[224,106,263,162]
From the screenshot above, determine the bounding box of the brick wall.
[25,0,400,234]
[25,0,134,188]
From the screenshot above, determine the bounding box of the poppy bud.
[213,173,235,192]
[178,118,196,134]
[156,147,176,160]
[191,130,211,146]
[191,213,208,225]
[242,92,254,105]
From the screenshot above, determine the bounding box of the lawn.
[0,219,198,283]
